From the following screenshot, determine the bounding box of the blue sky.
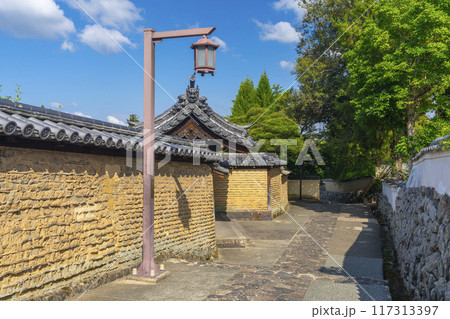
[0,0,304,125]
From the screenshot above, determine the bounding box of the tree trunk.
[395,156,403,179]
[392,131,403,179]
[406,103,416,172]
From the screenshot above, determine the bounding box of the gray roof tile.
[131,81,257,149]
[0,98,284,167]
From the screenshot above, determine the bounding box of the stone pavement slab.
[76,260,239,301]
[328,220,382,259]
[76,201,390,301]
[322,254,384,279]
[303,280,388,301]
[217,240,291,267]
[237,220,301,240]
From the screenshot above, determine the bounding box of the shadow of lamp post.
[138,27,219,278]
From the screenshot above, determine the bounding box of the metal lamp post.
[138,27,218,278]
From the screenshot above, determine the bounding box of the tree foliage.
[344,0,450,167]
[231,78,256,118]
[294,0,355,136]
[293,0,380,179]
[0,84,22,102]
[227,72,302,173]
[255,71,274,109]
[128,114,140,123]
[292,0,450,179]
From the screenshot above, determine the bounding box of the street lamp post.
[138,27,218,278]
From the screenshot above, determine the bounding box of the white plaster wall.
[382,183,401,210]
[407,149,450,196]
[322,177,373,193]
[288,180,320,199]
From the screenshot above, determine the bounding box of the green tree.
[245,106,302,175]
[294,0,356,135]
[293,0,449,179]
[227,73,302,173]
[128,114,140,123]
[293,0,382,178]
[396,108,450,159]
[231,78,256,118]
[344,0,450,169]
[255,71,274,109]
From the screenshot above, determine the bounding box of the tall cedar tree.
[255,71,275,109]
[227,73,302,174]
[231,78,256,119]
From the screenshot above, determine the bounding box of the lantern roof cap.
[190,35,220,49]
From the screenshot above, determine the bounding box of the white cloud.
[0,0,75,39]
[61,40,75,52]
[64,0,142,31]
[187,22,200,29]
[255,20,300,43]
[280,60,295,70]
[107,115,126,126]
[78,24,134,54]
[273,0,306,20]
[211,36,228,52]
[73,111,92,118]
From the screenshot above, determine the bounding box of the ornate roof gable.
[154,76,256,150]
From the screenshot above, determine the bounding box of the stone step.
[215,220,249,248]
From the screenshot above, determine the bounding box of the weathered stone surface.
[204,212,338,301]
[378,185,449,300]
[213,167,289,218]
[0,146,216,300]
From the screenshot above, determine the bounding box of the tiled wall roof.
[0,98,285,167]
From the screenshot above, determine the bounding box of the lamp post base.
[136,259,163,278]
[128,270,170,284]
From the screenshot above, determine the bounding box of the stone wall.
[377,138,449,300]
[0,145,216,300]
[281,174,288,207]
[270,168,288,218]
[378,185,449,300]
[154,161,215,259]
[213,168,268,214]
[320,177,373,203]
[288,180,320,200]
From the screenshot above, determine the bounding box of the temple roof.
[0,98,286,167]
[0,98,221,162]
[132,77,257,150]
[218,153,287,168]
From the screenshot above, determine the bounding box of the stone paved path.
[76,201,390,301]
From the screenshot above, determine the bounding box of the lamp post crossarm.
[146,27,216,42]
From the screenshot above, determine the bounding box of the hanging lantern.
[191,35,219,76]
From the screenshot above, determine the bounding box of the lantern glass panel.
[197,46,206,67]
[207,46,214,67]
